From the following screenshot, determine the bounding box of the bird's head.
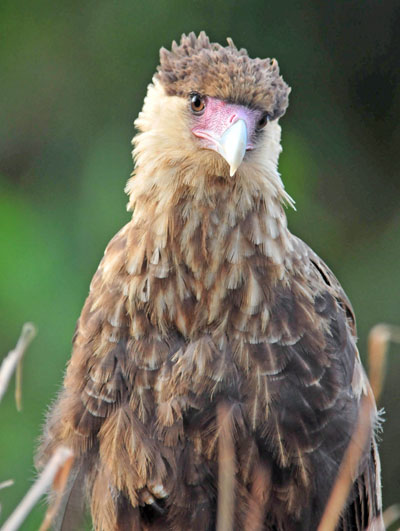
[128,32,291,210]
[188,92,266,177]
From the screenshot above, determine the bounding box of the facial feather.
[127,80,293,218]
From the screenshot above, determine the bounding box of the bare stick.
[15,360,23,412]
[382,504,400,529]
[317,389,375,531]
[0,480,14,491]
[216,402,236,531]
[39,452,75,531]
[1,447,73,531]
[0,323,37,406]
[368,324,400,403]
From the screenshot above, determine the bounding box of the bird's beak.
[216,119,248,177]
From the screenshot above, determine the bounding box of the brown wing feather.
[299,240,383,530]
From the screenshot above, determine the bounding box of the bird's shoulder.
[293,236,357,336]
[65,222,181,427]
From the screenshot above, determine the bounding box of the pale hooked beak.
[216,119,248,177]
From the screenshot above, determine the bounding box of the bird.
[38,32,383,530]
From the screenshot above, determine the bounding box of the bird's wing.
[296,238,383,530]
[38,223,184,529]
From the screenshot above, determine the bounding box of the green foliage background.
[1,1,399,527]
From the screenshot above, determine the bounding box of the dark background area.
[1,1,399,527]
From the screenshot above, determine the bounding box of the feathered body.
[39,33,383,530]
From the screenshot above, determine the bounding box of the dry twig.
[216,402,236,531]
[0,481,14,492]
[368,324,400,403]
[39,451,75,531]
[1,446,73,531]
[382,503,400,529]
[0,323,36,408]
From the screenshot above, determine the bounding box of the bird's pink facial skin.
[191,97,263,152]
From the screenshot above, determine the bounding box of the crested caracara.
[39,32,383,531]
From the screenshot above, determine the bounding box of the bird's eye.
[257,113,269,129]
[190,93,206,114]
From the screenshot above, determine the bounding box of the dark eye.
[257,113,269,129]
[190,93,206,114]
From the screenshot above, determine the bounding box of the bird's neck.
[128,168,294,277]
[124,162,296,336]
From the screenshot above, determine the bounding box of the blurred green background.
[1,0,399,528]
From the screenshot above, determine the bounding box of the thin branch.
[317,389,375,531]
[39,452,75,531]
[1,446,73,531]
[0,323,37,407]
[0,480,14,491]
[15,360,23,412]
[382,504,400,529]
[216,401,236,531]
[368,323,400,403]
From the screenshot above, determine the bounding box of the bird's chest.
[148,329,278,448]
[123,202,308,450]
[127,253,298,436]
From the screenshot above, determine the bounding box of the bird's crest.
[156,31,290,121]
